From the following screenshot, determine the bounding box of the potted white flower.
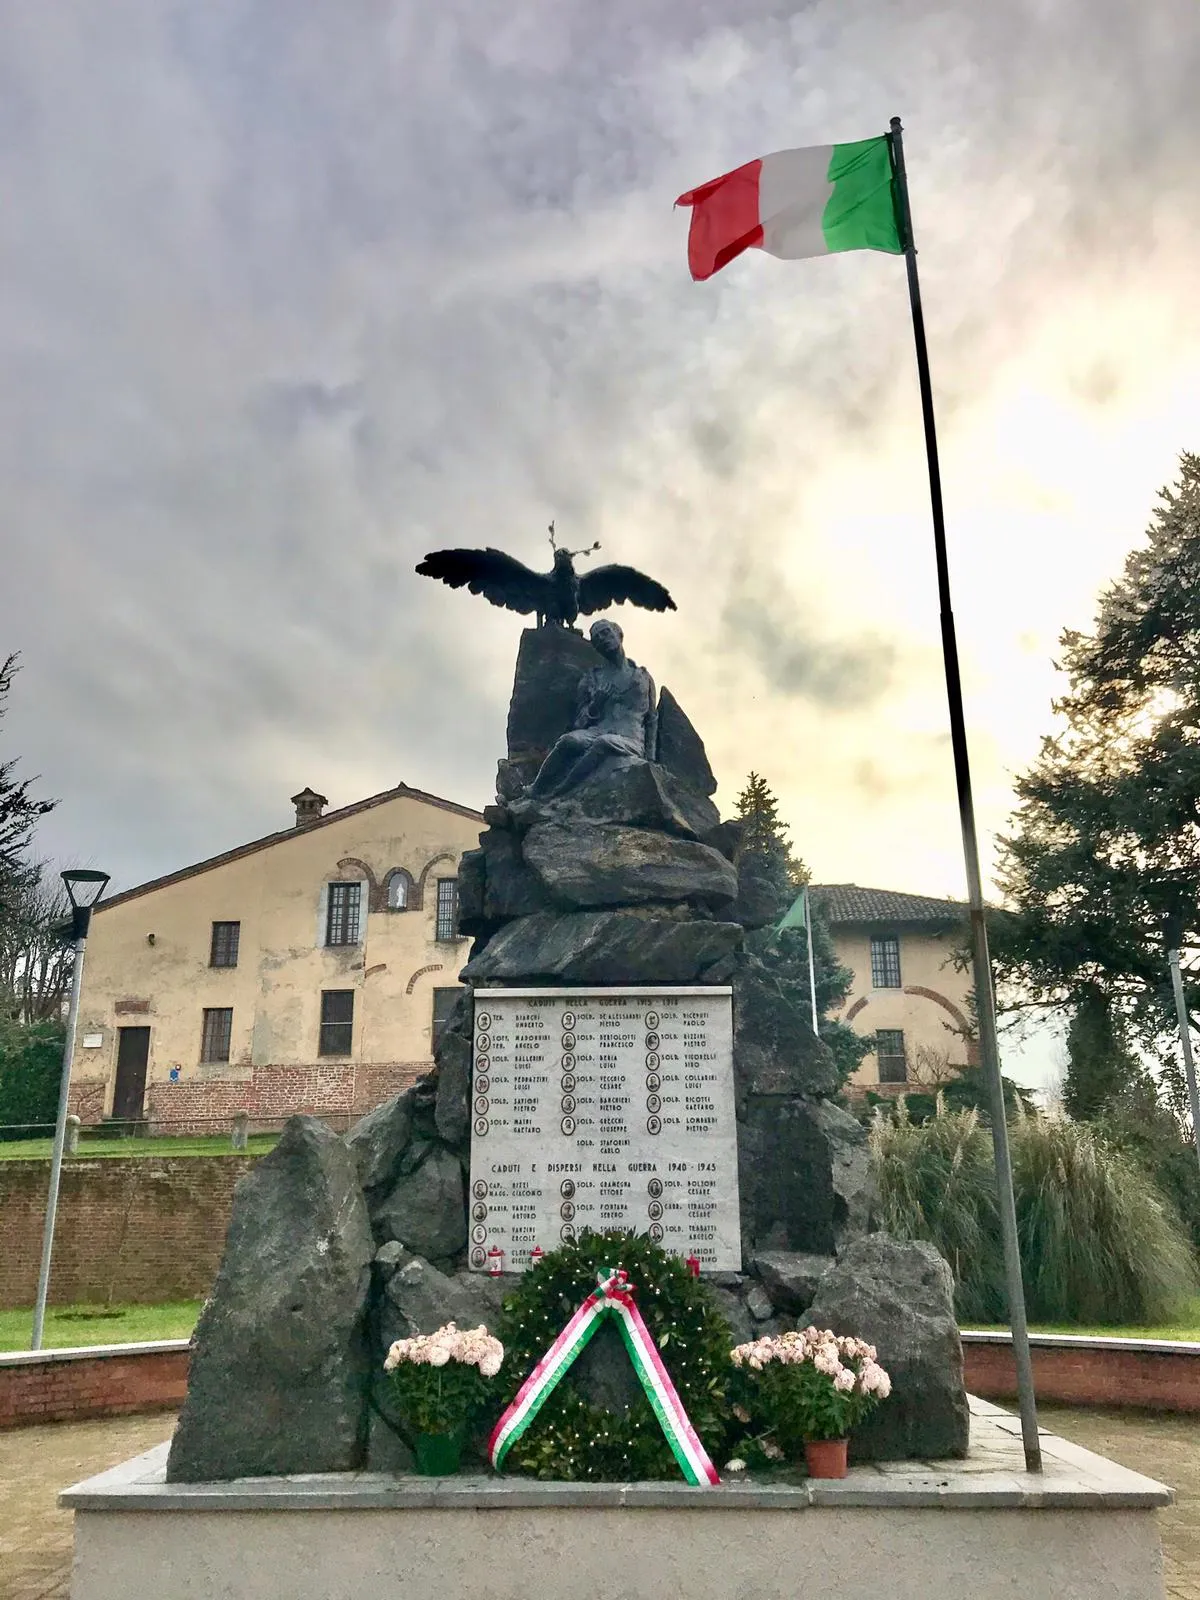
[730,1327,891,1478]
[384,1322,504,1475]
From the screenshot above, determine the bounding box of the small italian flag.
[676,136,904,282]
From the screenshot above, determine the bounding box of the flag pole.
[803,887,819,1034]
[887,115,1042,1473]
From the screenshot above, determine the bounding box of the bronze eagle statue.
[415,527,676,629]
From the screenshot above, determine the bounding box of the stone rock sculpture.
[805,1233,971,1461]
[166,1118,373,1481]
[167,609,967,1478]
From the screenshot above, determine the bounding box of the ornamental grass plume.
[1009,1113,1197,1325]
[730,1328,891,1450]
[871,1100,1197,1326]
[870,1101,1004,1322]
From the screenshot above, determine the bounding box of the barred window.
[319,990,355,1057]
[431,986,459,1051]
[325,882,361,947]
[435,878,459,942]
[876,1029,908,1084]
[210,921,240,968]
[870,935,902,988]
[201,1007,233,1064]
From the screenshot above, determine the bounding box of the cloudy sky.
[3,1,1199,1080]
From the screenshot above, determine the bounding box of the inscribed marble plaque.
[467,986,740,1274]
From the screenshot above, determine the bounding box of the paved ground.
[0,1411,176,1600]
[1038,1405,1200,1600]
[0,1406,1197,1599]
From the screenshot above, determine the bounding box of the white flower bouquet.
[730,1327,891,1474]
[384,1322,504,1472]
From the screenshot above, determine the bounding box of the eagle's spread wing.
[577,564,677,616]
[415,548,550,615]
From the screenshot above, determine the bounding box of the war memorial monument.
[61,542,1173,1599]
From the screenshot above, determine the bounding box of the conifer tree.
[994,451,1200,1101]
[733,771,869,1082]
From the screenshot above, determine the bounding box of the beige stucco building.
[811,884,975,1096]
[68,784,483,1132]
[69,787,973,1131]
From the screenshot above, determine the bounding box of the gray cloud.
[721,590,898,708]
[0,0,1197,895]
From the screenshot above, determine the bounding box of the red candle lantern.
[530,1246,545,1268]
[487,1245,505,1277]
[685,1254,701,1278]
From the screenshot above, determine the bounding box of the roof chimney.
[291,787,328,828]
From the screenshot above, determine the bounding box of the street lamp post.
[31,868,109,1350]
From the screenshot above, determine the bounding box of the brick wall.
[0,1156,259,1310]
[68,1060,426,1132]
[0,1342,189,1429]
[963,1333,1200,1412]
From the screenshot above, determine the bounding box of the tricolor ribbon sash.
[489,1268,720,1486]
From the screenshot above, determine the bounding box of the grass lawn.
[0,1133,279,1160]
[964,1293,1200,1343]
[0,1299,203,1351]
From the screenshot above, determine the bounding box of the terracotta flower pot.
[412,1429,465,1476]
[804,1438,849,1479]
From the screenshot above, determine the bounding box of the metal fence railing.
[0,1109,359,1147]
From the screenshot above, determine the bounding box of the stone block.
[372,1145,466,1261]
[455,848,486,932]
[509,760,720,842]
[655,686,717,796]
[522,822,737,910]
[738,1096,874,1257]
[752,1251,835,1315]
[460,910,744,986]
[506,625,601,767]
[433,988,474,1150]
[166,1116,373,1481]
[481,827,552,920]
[379,1254,509,1345]
[806,1233,970,1462]
[346,1089,416,1194]
[703,1283,755,1348]
[732,951,842,1100]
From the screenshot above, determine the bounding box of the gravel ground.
[1,1406,1196,1599]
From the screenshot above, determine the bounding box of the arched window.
[386,870,414,911]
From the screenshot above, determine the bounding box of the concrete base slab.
[61,1398,1172,1600]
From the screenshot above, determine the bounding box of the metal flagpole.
[888,115,1042,1473]
[1166,948,1200,1176]
[803,886,819,1034]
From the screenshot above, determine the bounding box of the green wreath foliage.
[494,1230,736,1481]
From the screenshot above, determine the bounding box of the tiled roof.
[97,783,484,912]
[810,883,967,927]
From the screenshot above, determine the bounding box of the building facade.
[68,784,483,1132]
[811,884,975,1096]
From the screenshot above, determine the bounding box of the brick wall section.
[0,1342,189,1429]
[0,1157,259,1310]
[963,1334,1200,1412]
[68,1060,426,1131]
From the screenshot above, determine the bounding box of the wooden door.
[112,1027,150,1123]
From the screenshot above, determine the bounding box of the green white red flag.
[676,136,903,281]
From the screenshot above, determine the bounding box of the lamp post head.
[61,868,110,938]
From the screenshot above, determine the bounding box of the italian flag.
[676,136,904,282]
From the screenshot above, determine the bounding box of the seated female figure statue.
[526,619,657,800]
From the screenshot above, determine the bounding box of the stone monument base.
[61,1400,1170,1600]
